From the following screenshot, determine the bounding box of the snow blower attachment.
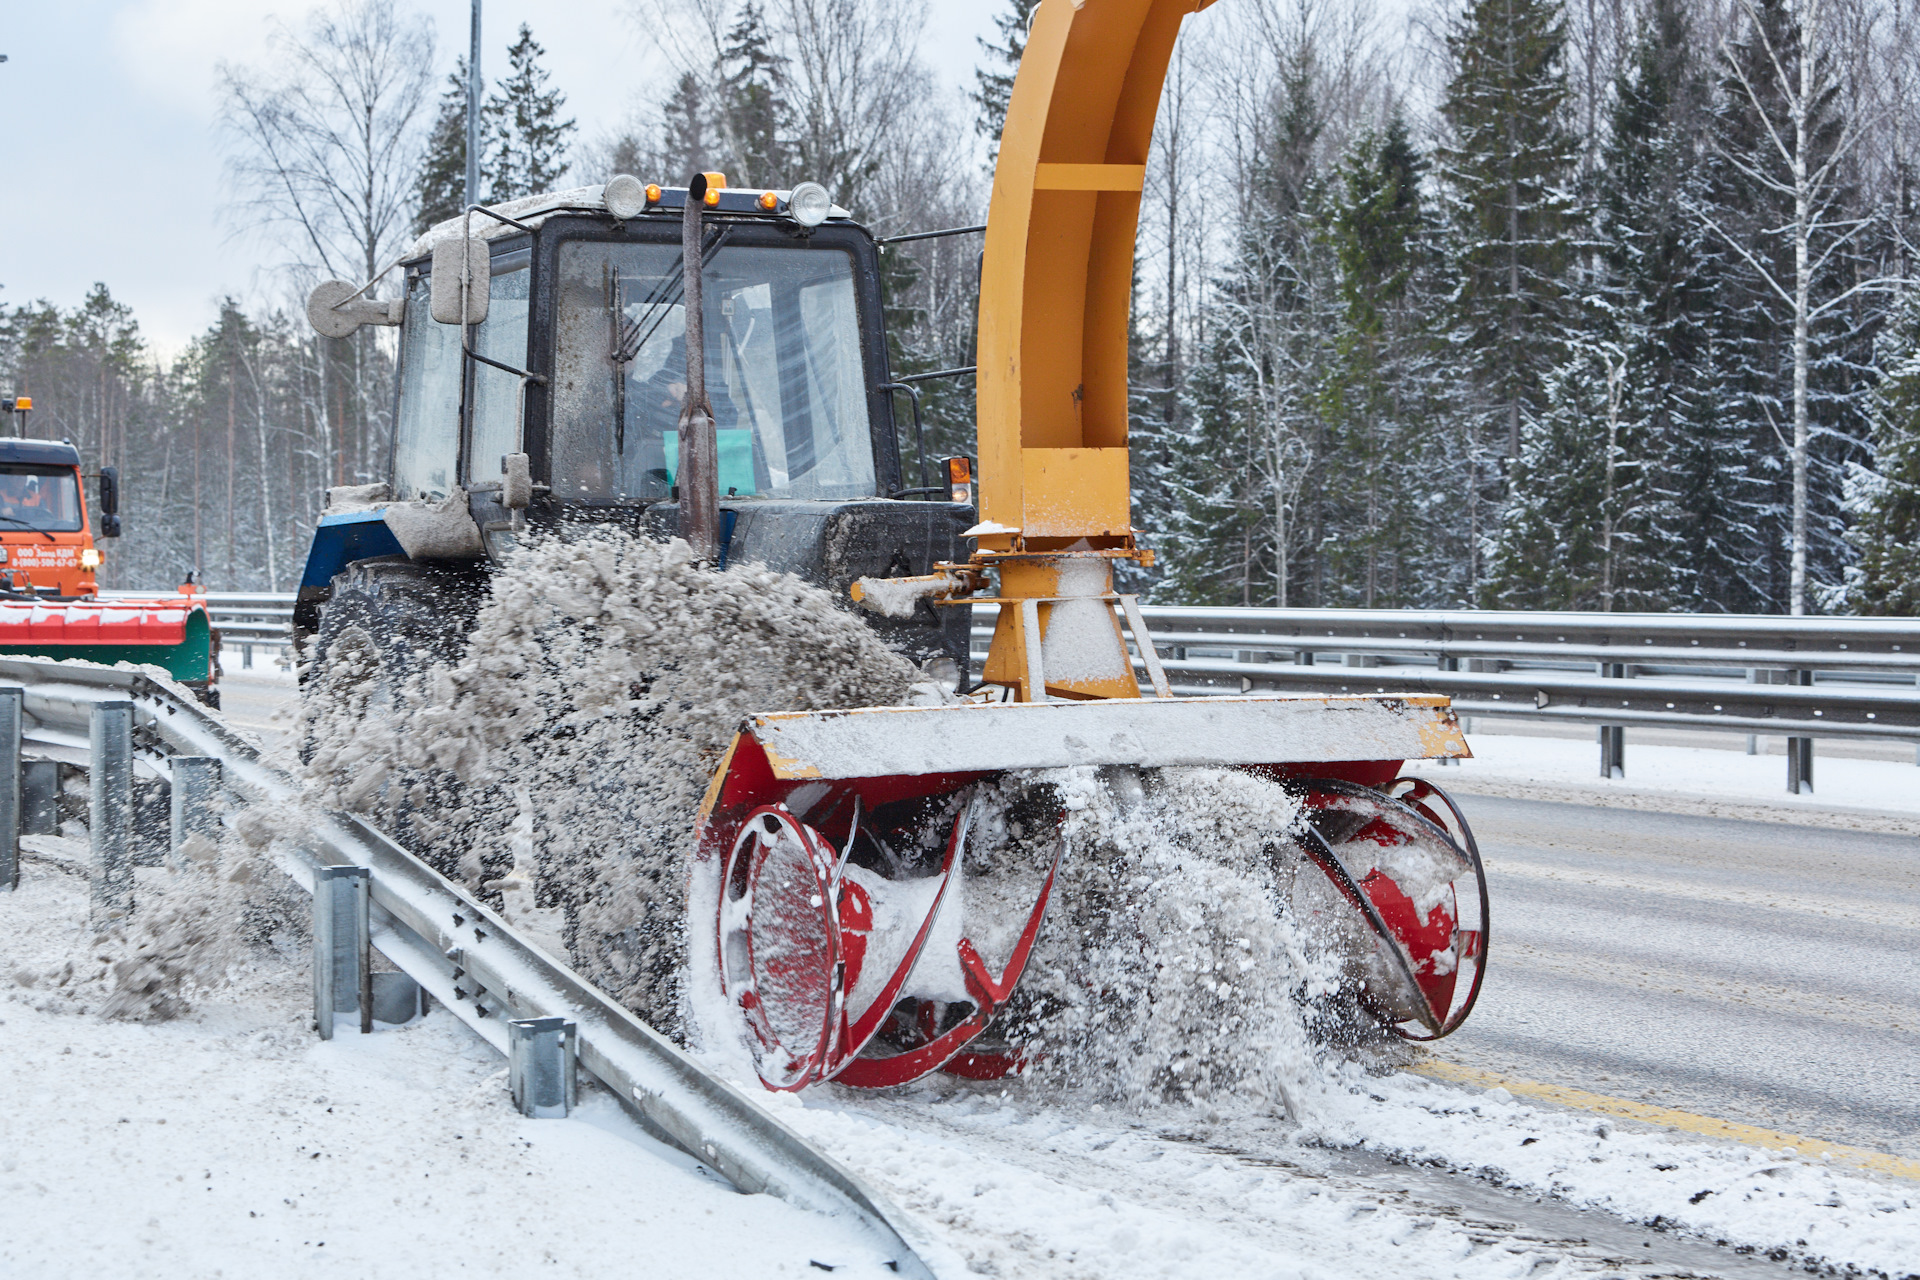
[699,700,1488,1091]
[694,0,1489,1092]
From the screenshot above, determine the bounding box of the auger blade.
[695,693,1475,1091]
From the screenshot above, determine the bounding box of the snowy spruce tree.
[485,25,575,203]
[1837,290,1920,614]
[1589,0,1715,612]
[1487,0,1702,610]
[1435,0,1579,591]
[1318,113,1467,608]
[414,61,471,235]
[661,73,720,175]
[973,0,1041,165]
[717,2,790,187]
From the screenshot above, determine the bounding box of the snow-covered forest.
[2,0,1917,615]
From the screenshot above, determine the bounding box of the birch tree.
[1698,0,1884,613]
[218,0,432,490]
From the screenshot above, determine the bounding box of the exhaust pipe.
[679,173,722,563]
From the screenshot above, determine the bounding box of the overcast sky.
[0,1,1001,355]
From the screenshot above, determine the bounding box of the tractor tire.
[307,557,479,701]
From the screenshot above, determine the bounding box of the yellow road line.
[1412,1059,1920,1183]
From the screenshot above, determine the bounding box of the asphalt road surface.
[215,667,297,754]
[1437,793,1920,1161]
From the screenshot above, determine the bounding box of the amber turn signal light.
[946,456,973,505]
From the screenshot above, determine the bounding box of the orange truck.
[0,435,218,704]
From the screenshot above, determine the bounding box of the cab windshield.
[551,238,876,504]
[0,467,83,532]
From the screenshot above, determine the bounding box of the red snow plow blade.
[0,596,218,692]
[694,694,1489,1092]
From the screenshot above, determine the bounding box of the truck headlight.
[81,549,101,567]
[788,182,832,228]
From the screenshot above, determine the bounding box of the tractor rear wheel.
[307,557,478,701]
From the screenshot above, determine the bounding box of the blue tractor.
[292,176,973,687]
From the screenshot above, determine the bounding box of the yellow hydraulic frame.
[945,0,1219,703]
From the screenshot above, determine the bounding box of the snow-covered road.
[8,836,1918,1278]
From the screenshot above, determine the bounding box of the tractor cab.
[297,178,973,678]
[0,438,115,600]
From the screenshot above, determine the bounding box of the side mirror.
[98,465,121,536]
[430,238,491,325]
[501,453,532,510]
[306,281,404,338]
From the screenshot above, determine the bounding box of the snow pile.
[15,824,304,1023]
[298,529,919,1029]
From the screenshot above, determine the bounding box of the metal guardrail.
[969,603,1920,789]
[200,594,296,668]
[147,589,1920,782]
[0,655,941,1279]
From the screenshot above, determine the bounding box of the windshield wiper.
[0,514,56,539]
[614,225,734,367]
[610,225,735,455]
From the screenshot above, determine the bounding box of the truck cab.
[0,438,110,599]
[298,179,974,680]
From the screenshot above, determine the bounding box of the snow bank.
[13,813,303,1024]
[1407,727,1920,818]
[0,863,900,1279]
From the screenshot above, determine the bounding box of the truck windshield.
[551,238,876,504]
[0,467,83,532]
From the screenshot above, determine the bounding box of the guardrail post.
[1787,736,1814,794]
[1787,669,1813,794]
[88,701,135,932]
[1597,662,1626,778]
[1434,656,1459,764]
[313,865,372,1039]
[21,759,58,836]
[169,757,223,867]
[0,688,18,891]
[508,1016,577,1118]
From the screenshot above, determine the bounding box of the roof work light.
[788,182,831,228]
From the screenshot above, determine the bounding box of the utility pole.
[466,1,482,211]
